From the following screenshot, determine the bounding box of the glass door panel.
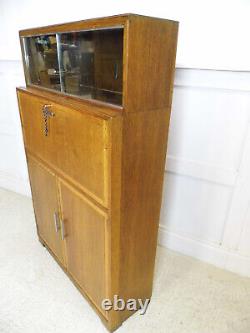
[57,28,123,105]
[23,35,61,91]
[22,27,124,106]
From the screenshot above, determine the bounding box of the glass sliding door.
[57,28,123,105]
[22,27,124,106]
[22,34,60,91]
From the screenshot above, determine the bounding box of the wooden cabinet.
[17,14,178,331]
[27,155,108,316]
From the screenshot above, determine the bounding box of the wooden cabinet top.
[19,14,178,36]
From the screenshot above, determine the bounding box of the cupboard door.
[27,157,64,264]
[18,92,110,207]
[59,182,108,316]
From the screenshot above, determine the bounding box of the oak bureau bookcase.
[17,14,178,331]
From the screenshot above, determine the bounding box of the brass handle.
[61,219,66,240]
[114,62,118,80]
[53,212,60,233]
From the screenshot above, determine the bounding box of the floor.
[0,188,250,333]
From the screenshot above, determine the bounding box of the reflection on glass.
[24,34,60,91]
[58,28,123,105]
[23,28,124,106]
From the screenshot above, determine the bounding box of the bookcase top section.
[19,14,179,112]
[19,13,178,36]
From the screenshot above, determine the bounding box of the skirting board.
[0,171,31,197]
[158,224,250,278]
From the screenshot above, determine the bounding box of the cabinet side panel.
[119,110,170,321]
[124,16,178,112]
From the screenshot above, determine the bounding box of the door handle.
[53,212,60,233]
[61,219,66,240]
[114,62,118,80]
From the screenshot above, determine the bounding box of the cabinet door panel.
[59,182,107,316]
[18,92,110,206]
[27,157,64,264]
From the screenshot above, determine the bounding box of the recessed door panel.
[59,181,108,316]
[27,157,64,264]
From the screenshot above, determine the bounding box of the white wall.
[159,68,250,277]
[1,0,250,276]
[0,60,28,196]
[1,0,250,70]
